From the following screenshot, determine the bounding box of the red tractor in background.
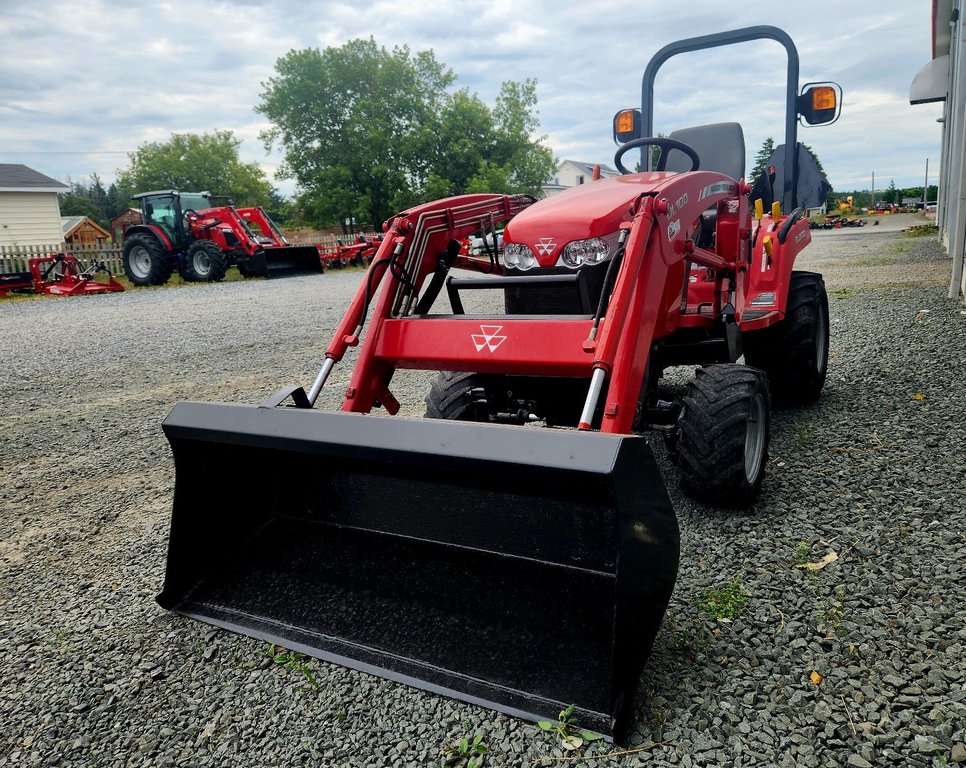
[121,190,322,286]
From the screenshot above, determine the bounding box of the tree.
[883,179,899,205]
[116,131,273,206]
[257,39,556,228]
[800,143,825,174]
[750,137,776,183]
[59,192,107,226]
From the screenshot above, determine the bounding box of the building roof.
[560,160,620,177]
[111,207,141,222]
[61,216,111,239]
[0,164,69,193]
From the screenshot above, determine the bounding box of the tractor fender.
[124,224,174,252]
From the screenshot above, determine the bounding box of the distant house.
[542,160,620,197]
[62,216,111,246]
[111,208,141,242]
[0,164,69,247]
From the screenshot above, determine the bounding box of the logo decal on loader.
[472,325,507,352]
[535,238,557,256]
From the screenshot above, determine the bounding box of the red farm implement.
[0,253,124,298]
[157,26,841,742]
[318,235,381,270]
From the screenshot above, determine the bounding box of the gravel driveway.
[1,214,963,767]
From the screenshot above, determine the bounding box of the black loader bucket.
[158,403,679,741]
[244,246,323,278]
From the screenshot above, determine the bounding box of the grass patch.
[904,224,938,238]
[853,255,897,267]
[699,577,749,621]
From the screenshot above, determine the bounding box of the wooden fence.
[0,234,380,276]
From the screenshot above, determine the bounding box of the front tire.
[743,271,829,404]
[183,241,228,282]
[122,234,172,286]
[424,372,493,421]
[677,364,770,507]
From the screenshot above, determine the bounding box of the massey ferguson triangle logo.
[472,325,506,352]
[535,238,557,256]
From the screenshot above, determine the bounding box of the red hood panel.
[504,173,673,266]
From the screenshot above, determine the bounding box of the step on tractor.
[0,253,124,298]
[157,26,840,742]
[122,190,322,286]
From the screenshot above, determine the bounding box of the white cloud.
[0,0,943,196]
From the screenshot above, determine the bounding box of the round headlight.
[561,237,609,268]
[503,243,537,270]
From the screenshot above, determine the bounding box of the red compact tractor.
[121,190,322,286]
[157,26,840,742]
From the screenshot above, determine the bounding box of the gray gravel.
[1,214,964,767]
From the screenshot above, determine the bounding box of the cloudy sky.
[0,1,943,197]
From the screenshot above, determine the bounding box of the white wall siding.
[0,192,65,247]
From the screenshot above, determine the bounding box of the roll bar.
[640,25,800,211]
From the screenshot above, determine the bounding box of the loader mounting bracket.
[260,386,311,409]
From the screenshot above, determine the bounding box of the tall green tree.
[116,131,273,206]
[465,79,555,196]
[883,179,899,204]
[59,192,107,227]
[257,39,556,228]
[258,39,453,228]
[750,137,775,182]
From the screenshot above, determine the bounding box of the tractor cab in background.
[133,190,213,250]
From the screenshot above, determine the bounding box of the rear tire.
[677,364,770,507]
[743,271,829,404]
[122,234,171,286]
[183,240,228,282]
[424,372,493,421]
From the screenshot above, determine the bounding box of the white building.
[542,160,620,197]
[0,165,69,247]
[911,1,966,300]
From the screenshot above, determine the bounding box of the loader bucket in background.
[158,403,679,741]
[244,246,323,278]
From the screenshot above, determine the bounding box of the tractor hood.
[505,174,671,268]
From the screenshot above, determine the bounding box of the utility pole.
[923,158,929,206]
[870,171,875,210]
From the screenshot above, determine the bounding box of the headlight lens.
[557,232,620,268]
[503,243,537,270]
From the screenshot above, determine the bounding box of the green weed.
[537,704,605,751]
[699,578,749,621]
[265,643,319,688]
[443,733,487,768]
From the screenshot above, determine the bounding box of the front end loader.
[122,191,322,285]
[157,25,840,741]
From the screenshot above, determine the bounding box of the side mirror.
[798,82,842,126]
[613,108,641,144]
[145,203,154,216]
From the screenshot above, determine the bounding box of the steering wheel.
[614,137,700,175]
